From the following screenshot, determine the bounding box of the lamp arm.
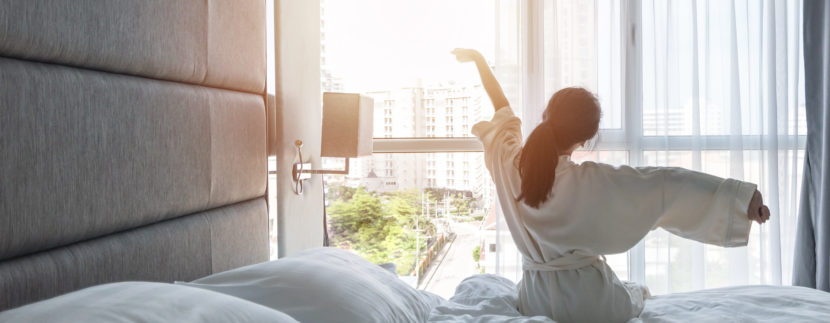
[291,139,351,195]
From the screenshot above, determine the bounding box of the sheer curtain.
[493,0,806,294]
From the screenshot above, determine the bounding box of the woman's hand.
[747,190,771,224]
[452,48,483,63]
[450,48,509,110]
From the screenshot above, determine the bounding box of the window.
[322,0,497,294]
[507,0,806,292]
[320,0,805,295]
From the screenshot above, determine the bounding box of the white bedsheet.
[430,274,830,322]
[634,285,830,323]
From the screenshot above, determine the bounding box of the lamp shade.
[320,92,374,158]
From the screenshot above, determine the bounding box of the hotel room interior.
[1,0,830,322]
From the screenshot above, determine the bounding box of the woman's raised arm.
[452,48,509,111]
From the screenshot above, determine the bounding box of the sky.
[322,0,496,91]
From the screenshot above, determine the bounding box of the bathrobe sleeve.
[603,165,757,247]
[652,167,757,247]
[471,106,523,176]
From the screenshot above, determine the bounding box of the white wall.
[275,0,324,257]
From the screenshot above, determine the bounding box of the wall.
[274,0,324,256]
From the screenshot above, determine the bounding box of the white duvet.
[429,274,830,322]
[427,275,554,322]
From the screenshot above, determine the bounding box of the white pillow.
[178,247,441,322]
[0,282,298,323]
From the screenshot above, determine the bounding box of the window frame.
[366,0,806,283]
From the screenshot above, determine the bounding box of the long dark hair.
[517,87,601,208]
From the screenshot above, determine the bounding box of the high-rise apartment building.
[355,83,494,210]
[320,0,343,93]
[547,1,597,91]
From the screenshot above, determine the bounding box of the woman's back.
[474,106,757,322]
[455,48,766,322]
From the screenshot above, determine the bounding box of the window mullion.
[521,0,546,139]
[623,0,647,285]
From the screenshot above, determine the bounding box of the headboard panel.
[0,198,268,311]
[0,0,269,311]
[0,0,265,93]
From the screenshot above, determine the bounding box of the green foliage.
[327,187,434,276]
[451,193,471,218]
[424,188,473,200]
[421,189,475,220]
[327,184,357,203]
[472,245,481,262]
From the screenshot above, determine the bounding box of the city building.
[324,83,497,209]
[320,0,343,93]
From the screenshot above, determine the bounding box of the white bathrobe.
[471,107,757,323]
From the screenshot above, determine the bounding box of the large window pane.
[544,0,623,130]
[323,153,497,298]
[322,0,496,139]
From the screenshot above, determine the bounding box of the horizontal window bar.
[373,137,483,153]
[637,135,806,151]
[373,135,806,154]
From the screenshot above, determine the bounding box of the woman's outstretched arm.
[452,48,509,111]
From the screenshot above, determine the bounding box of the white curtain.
[493,0,806,294]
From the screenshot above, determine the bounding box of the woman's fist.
[452,48,483,63]
[747,190,770,224]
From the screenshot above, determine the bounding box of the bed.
[2,247,829,322]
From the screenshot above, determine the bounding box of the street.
[419,221,480,299]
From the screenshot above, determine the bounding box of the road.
[419,221,480,299]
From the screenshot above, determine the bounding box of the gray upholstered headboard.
[0,1,269,310]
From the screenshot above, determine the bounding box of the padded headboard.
[0,0,269,310]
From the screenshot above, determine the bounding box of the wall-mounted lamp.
[292,92,374,194]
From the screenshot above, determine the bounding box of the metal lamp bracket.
[291,139,350,195]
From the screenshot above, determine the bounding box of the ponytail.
[517,122,560,208]
[517,87,601,208]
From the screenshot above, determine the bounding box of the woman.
[452,48,771,322]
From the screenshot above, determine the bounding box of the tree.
[327,187,434,276]
[451,193,471,218]
[326,183,357,203]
